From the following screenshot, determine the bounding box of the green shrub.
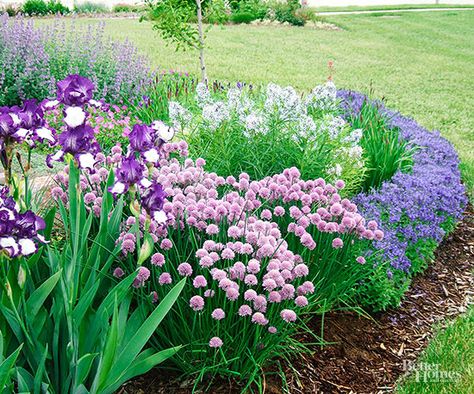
[47,0,69,14]
[22,0,49,15]
[112,3,144,12]
[74,1,108,13]
[272,0,305,26]
[351,100,415,192]
[230,0,268,23]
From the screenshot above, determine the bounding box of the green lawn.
[46,10,474,196]
[315,4,474,12]
[396,307,474,394]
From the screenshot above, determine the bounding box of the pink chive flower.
[332,237,344,248]
[189,295,205,311]
[158,272,172,285]
[193,275,208,288]
[280,309,297,323]
[177,262,193,276]
[356,256,366,264]
[160,239,173,250]
[238,305,252,316]
[295,296,308,307]
[209,336,223,348]
[133,267,150,288]
[151,253,165,267]
[244,289,257,301]
[211,308,226,320]
[335,180,345,189]
[251,312,268,325]
[150,291,158,303]
[293,263,309,278]
[113,267,124,278]
[268,326,277,334]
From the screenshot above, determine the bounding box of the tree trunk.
[195,0,208,84]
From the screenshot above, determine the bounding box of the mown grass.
[315,4,474,12]
[37,10,474,196]
[396,306,474,394]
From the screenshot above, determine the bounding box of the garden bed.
[120,205,473,393]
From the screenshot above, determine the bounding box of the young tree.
[145,0,225,84]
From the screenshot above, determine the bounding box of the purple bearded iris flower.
[129,124,155,152]
[0,186,46,257]
[57,74,95,107]
[109,155,146,194]
[141,182,167,223]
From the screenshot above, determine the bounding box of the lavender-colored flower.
[133,266,150,288]
[280,309,297,323]
[177,262,193,277]
[189,295,205,311]
[209,336,223,348]
[140,182,167,222]
[211,308,225,320]
[113,267,124,278]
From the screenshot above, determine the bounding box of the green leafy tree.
[146,0,227,83]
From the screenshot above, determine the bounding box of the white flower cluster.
[305,80,338,111]
[169,101,192,131]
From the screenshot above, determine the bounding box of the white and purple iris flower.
[56,74,95,107]
[46,75,100,169]
[0,187,47,258]
[0,100,56,151]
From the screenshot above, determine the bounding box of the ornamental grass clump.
[178,80,366,193]
[349,99,415,191]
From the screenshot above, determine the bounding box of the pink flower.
[211,308,225,320]
[226,287,239,301]
[335,180,345,190]
[297,281,315,295]
[151,252,165,267]
[268,291,281,303]
[150,291,158,303]
[332,237,344,249]
[238,304,252,316]
[193,275,207,288]
[244,274,258,286]
[268,326,277,334]
[209,336,223,348]
[160,239,173,250]
[244,289,257,301]
[295,295,308,307]
[113,267,124,278]
[189,295,205,311]
[158,272,172,285]
[177,262,193,276]
[251,312,268,325]
[293,263,309,278]
[133,267,150,288]
[247,259,260,274]
[280,309,297,323]
[356,256,366,264]
[206,224,219,235]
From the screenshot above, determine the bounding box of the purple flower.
[110,156,146,194]
[129,124,155,152]
[211,308,225,320]
[280,309,297,323]
[141,182,167,220]
[0,188,46,257]
[189,295,205,311]
[57,75,94,106]
[209,336,223,348]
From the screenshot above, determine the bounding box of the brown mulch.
[121,207,474,394]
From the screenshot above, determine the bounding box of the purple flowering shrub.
[339,90,467,310]
[0,15,153,106]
